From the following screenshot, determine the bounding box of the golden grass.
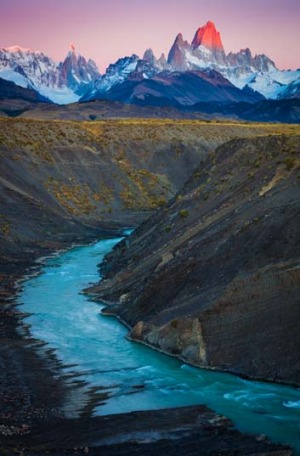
[0,117,299,215]
[0,117,299,155]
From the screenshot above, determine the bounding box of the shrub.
[284,157,296,171]
[179,209,189,218]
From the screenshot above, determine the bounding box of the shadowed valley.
[0,117,299,455]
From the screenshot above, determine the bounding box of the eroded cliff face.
[89,134,300,386]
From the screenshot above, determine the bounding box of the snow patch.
[224,67,300,99]
[185,51,210,69]
[0,68,31,89]
[4,45,35,53]
[37,86,80,104]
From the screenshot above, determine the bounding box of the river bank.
[0,236,295,455]
[1,237,298,455]
[2,406,293,455]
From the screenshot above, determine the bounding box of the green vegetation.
[0,222,10,236]
[179,209,189,218]
[284,157,296,171]
[170,319,179,329]
[45,178,99,215]
[0,117,299,220]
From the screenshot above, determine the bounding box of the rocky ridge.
[88,134,300,387]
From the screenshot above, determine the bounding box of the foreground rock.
[89,134,300,386]
[1,405,292,455]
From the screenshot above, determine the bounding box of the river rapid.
[17,236,300,454]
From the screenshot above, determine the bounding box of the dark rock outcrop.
[89,134,300,386]
[95,70,264,107]
[59,46,99,95]
[0,77,50,103]
[227,48,275,73]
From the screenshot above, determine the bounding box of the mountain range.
[0,21,299,107]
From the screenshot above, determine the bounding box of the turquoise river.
[17,236,300,453]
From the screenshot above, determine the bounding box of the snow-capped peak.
[192,21,224,51]
[1,21,299,104]
[4,45,36,53]
[0,45,100,103]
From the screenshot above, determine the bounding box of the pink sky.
[1,0,299,72]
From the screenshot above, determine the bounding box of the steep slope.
[90,55,139,95]
[192,21,224,50]
[59,45,100,96]
[1,117,296,267]
[169,21,227,69]
[1,118,267,256]
[89,134,300,386]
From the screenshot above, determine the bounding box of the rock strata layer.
[89,134,300,386]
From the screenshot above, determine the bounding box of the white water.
[18,237,300,453]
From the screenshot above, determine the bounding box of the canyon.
[0,117,299,454]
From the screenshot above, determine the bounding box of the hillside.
[1,97,297,124]
[2,118,296,259]
[88,133,300,386]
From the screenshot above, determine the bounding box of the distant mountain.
[86,20,300,104]
[166,21,299,100]
[87,70,264,106]
[189,98,300,123]
[0,21,299,106]
[0,45,100,104]
[59,46,100,96]
[278,77,300,99]
[169,21,227,70]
